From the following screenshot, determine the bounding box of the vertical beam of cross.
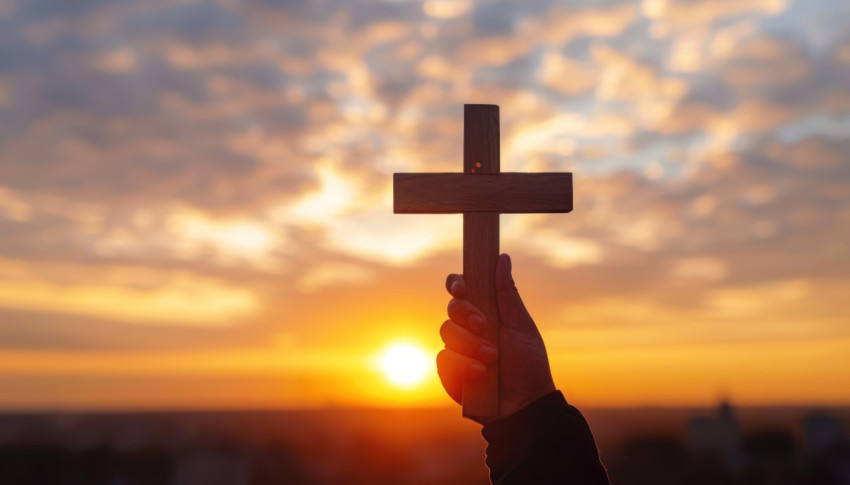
[461,105,501,417]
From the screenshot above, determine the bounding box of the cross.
[393,104,573,418]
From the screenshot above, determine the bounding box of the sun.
[378,342,430,388]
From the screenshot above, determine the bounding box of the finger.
[495,253,514,294]
[436,349,487,405]
[447,297,486,333]
[440,320,498,364]
[495,253,535,331]
[445,274,465,298]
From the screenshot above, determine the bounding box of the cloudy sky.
[0,0,848,410]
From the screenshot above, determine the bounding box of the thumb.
[495,253,533,330]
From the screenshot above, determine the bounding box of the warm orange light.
[377,343,429,388]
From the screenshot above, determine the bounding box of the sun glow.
[377,342,430,388]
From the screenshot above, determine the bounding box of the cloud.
[0,259,258,326]
[91,47,137,73]
[642,0,788,29]
[297,262,374,293]
[539,50,598,95]
[323,209,461,265]
[528,2,640,45]
[672,257,729,281]
[423,0,473,20]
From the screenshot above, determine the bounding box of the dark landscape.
[2,403,848,485]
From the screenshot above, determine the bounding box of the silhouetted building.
[688,401,745,472]
[173,449,251,485]
[743,428,798,485]
[804,412,847,455]
[801,412,850,485]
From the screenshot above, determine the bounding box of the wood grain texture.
[464,105,499,174]
[462,212,500,418]
[393,173,573,214]
[461,104,500,418]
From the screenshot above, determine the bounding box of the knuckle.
[448,299,466,320]
[446,298,458,315]
[439,320,452,342]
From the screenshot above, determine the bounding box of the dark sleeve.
[481,391,610,485]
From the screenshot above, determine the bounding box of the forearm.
[481,391,610,485]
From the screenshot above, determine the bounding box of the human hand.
[437,253,556,424]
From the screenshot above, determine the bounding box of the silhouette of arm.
[482,391,609,484]
[438,254,609,484]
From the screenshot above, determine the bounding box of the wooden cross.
[393,104,573,418]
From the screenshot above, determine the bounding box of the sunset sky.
[0,0,848,410]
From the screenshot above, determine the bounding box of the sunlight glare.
[378,343,429,388]
[213,223,273,254]
[287,163,356,220]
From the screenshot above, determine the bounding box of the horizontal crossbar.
[393,173,572,214]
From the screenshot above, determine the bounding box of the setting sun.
[378,343,430,388]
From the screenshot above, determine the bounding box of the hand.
[437,253,556,424]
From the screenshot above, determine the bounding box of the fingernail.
[479,345,498,364]
[450,281,460,294]
[468,314,484,331]
[469,362,486,378]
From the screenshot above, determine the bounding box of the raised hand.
[437,253,556,424]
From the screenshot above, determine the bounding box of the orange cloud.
[529,3,640,45]
[0,260,258,326]
[643,0,788,29]
[539,51,598,95]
